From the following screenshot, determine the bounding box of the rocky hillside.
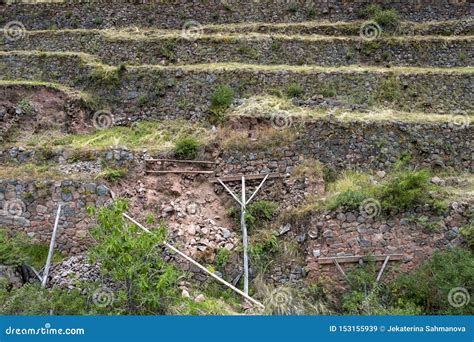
[0,0,472,316]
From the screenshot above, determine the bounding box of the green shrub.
[215,248,231,270]
[18,99,33,115]
[89,66,120,88]
[0,282,92,315]
[341,256,423,315]
[377,169,442,211]
[245,200,278,230]
[174,136,200,159]
[89,200,179,314]
[359,5,400,31]
[0,229,63,269]
[319,84,337,98]
[286,83,304,98]
[327,190,369,211]
[390,248,474,315]
[98,167,128,182]
[210,84,234,112]
[460,218,474,248]
[0,230,25,266]
[250,234,279,273]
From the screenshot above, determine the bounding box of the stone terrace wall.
[219,119,474,173]
[1,53,472,115]
[1,0,471,29]
[1,117,473,173]
[304,202,472,282]
[5,32,472,68]
[0,180,111,254]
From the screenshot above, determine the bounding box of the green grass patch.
[37,120,211,152]
[0,229,63,269]
[97,167,128,182]
[359,4,401,32]
[286,83,304,98]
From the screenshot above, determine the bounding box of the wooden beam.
[146,170,215,174]
[210,173,283,183]
[145,158,218,165]
[318,254,403,265]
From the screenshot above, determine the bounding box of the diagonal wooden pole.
[42,204,62,288]
[217,178,242,206]
[246,174,269,205]
[122,213,265,309]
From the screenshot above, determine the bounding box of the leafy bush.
[89,66,120,88]
[210,84,234,112]
[389,248,474,315]
[174,136,200,159]
[89,200,179,314]
[286,83,304,98]
[215,248,231,270]
[341,257,423,315]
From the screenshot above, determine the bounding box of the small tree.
[89,200,179,314]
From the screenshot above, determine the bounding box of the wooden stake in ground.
[41,204,62,288]
[217,174,269,295]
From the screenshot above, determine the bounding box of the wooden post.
[241,176,249,295]
[122,213,265,309]
[217,174,270,296]
[41,205,61,288]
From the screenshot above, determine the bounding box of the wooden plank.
[318,254,403,265]
[146,170,215,174]
[145,158,218,165]
[210,173,283,183]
